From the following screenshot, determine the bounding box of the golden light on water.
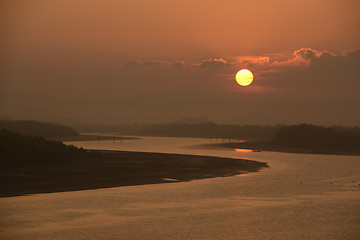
[235,69,254,86]
[235,149,253,153]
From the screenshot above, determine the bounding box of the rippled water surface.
[1,136,359,239]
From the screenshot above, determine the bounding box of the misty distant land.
[1,120,360,155]
[73,121,360,155]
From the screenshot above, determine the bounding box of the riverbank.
[0,150,267,197]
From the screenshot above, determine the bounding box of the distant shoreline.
[0,150,268,197]
[208,141,360,156]
[52,134,141,142]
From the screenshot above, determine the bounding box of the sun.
[235,69,253,86]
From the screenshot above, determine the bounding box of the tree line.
[0,129,86,166]
[272,124,360,152]
[0,120,79,138]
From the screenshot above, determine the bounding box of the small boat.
[252,150,262,152]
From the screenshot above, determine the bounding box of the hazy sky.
[1,0,360,125]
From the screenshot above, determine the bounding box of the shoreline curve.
[0,150,268,197]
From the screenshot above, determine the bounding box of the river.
[1,136,359,239]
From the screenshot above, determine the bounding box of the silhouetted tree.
[0,120,79,138]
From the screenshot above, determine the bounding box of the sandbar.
[0,150,268,197]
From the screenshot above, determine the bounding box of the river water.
[1,136,359,239]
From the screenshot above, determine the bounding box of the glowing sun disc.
[235,69,253,86]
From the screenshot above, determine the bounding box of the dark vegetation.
[272,124,360,152]
[217,124,360,155]
[75,122,284,139]
[0,120,79,138]
[0,129,87,166]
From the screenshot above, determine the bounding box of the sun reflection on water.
[235,149,253,153]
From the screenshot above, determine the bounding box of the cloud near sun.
[124,48,360,74]
[234,48,358,73]
[121,48,359,97]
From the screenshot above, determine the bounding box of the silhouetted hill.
[75,123,283,139]
[0,129,86,165]
[0,120,79,138]
[272,124,360,152]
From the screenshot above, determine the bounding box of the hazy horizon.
[1,0,360,126]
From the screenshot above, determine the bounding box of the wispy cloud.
[193,58,234,69]
[124,59,185,68]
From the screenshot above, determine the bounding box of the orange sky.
[1,0,360,125]
[2,0,359,58]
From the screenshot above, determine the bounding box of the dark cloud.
[171,60,185,69]
[310,49,360,71]
[124,59,185,68]
[123,60,138,67]
[139,60,167,67]
[124,60,167,67]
